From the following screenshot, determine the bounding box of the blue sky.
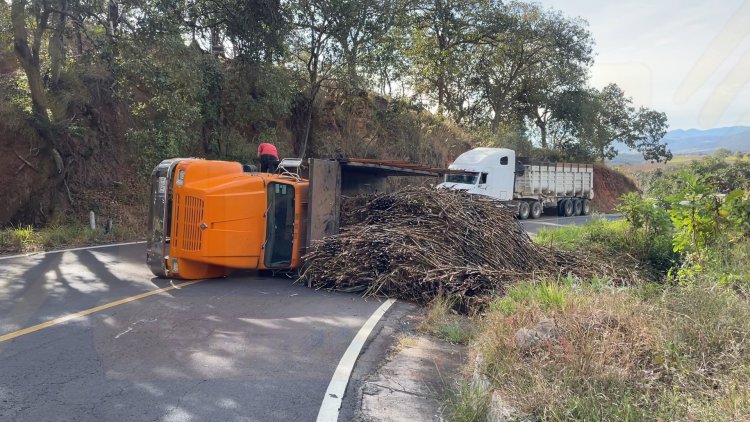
[539,0,750,130]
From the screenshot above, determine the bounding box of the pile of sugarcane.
[299,186,639,310]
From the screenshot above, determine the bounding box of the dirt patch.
[0,122,59,225]
[592,164,639,213]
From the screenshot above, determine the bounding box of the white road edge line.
[317,298,396,422]
[0,241,147,261]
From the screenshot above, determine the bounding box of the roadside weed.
[444,382,490,422]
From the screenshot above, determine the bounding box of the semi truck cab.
[437,148,517,201]
[146,158,308,280]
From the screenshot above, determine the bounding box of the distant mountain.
[610,126,750,163]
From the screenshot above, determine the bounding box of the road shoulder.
[341,303,468,422]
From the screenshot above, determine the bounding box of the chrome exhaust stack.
[146,158,187,277]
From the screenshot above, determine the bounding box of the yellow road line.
[0,279,206,343]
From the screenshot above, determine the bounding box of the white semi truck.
[437,148,594,219]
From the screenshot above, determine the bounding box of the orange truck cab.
[146,158,309,280]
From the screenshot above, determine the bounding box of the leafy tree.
[10,0,56,141]
[183,0,286,62]
[407,0,491,118]
[631,108,671,162]
[573,84,671,162]
[325,0,409,89]
[120,38,206,174]
[286,0,346,158]
[515,9,593,149]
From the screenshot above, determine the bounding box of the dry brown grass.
[473,281,750,421]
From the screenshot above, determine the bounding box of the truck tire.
[573,199,583,216]
[562,199,574,217]
[557,200,565,216]
[530,201,542,219]
[582,199,591,215]
[518,201,530,220]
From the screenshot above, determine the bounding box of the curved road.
[0,214,614,421]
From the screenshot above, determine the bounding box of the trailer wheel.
[582,199,591,215]
[562,199,574,217]
[518,201,530,220]
[573,199,583,216]
[530,201,542,219]
[557,200,565,216]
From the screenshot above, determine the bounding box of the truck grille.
[180,195,204,251]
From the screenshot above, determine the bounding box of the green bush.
[616,192,672,238]
[722,189,750,237]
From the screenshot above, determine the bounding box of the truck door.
[264,182,296,268]
[493,154,515,200]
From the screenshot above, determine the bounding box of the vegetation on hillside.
[441,157,750,421]
[2,0,671,228]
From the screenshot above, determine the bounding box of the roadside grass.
[0,222,142,255]
[702,238,750,293]
[471,279,750,421]
[443,382,491,422]
[420,297,474,345]
[534,217,630,251]
[535,218,677,278]
[489,278,571,317]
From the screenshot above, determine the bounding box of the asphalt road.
[0,245,403,421]
[0,213,614,421]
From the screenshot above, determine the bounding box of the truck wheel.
[562,199,574,217]
[530,201,542,219]
[573,199,583,216]
[557,200,565,216]
[582,199,591,215]
[518,201,530,220]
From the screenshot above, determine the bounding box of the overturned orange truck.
[146,157,449,280]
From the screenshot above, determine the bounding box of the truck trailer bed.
[515,162,594,199]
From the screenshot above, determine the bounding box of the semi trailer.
[437,148,594,219]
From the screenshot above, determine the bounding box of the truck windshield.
[445,173,478,185]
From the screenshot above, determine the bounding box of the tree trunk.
[490,106,502,133]
[12,2,48,122]
[49,0,67,87]
[437,72,445,115]
[346,50,358,89]
[11,0,55,144]
[538,120,547,149]
[8,0,70,225]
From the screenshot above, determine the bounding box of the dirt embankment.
[592,164,639,213]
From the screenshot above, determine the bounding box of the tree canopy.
[4,0,671,167]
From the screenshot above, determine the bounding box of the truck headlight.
[176,169,186,186]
